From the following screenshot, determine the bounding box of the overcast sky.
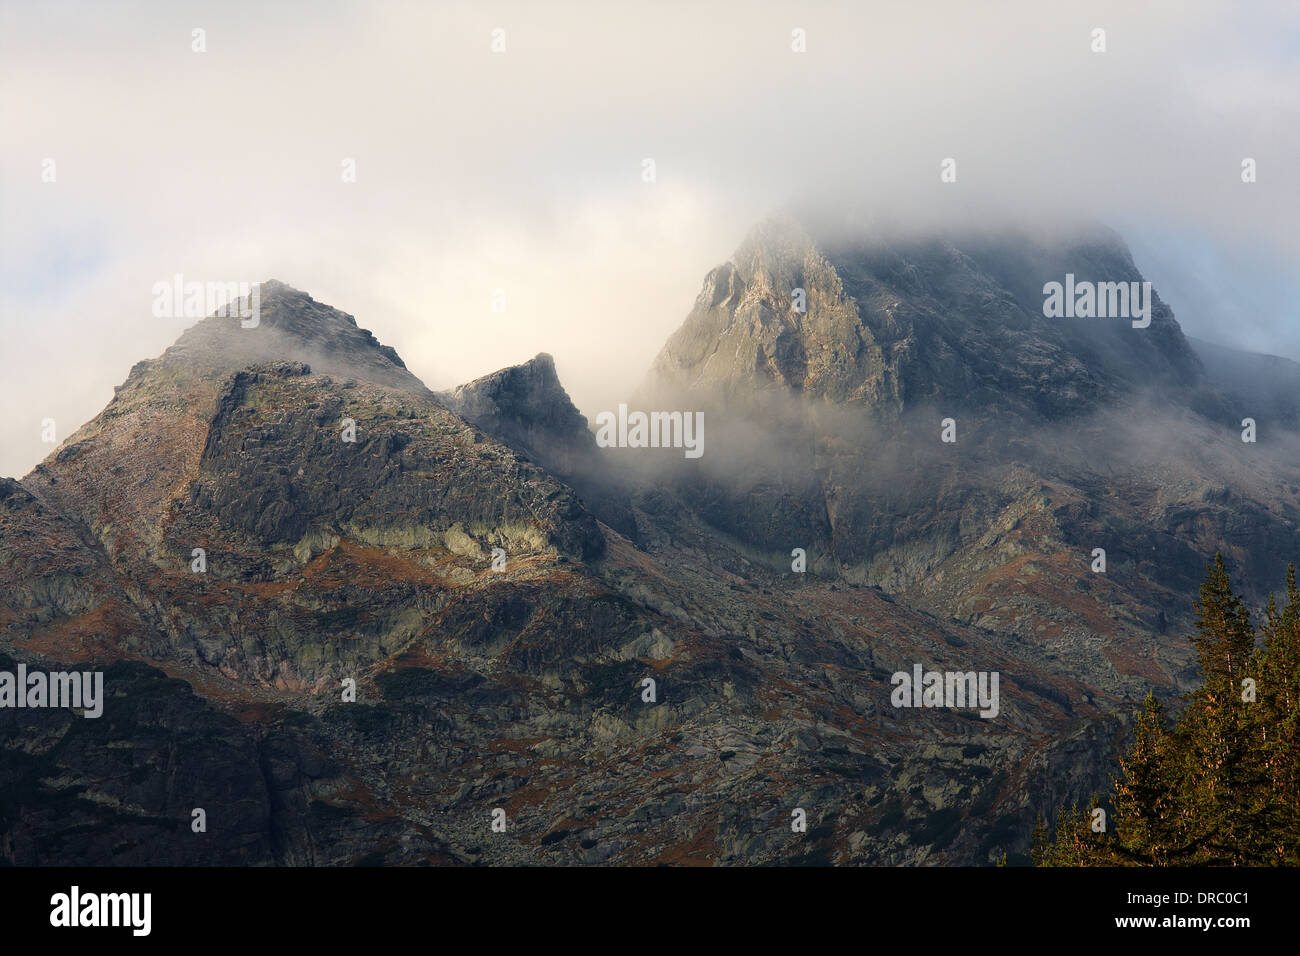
[2,0,1298,478]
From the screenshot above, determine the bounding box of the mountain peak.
[649,215,1203,419]
[437,353,592,468]
[437,353,640,540]
[144,280,423,394]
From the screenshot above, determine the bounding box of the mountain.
[1187,336,1300,431]
[437,354,638,538]
[637,215,1300,699]
[0,276,1113,866]
[437,353,595,477]
[4,214,1298,867]
[649,215,1204,418]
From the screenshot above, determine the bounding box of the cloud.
[1,0,1297,476]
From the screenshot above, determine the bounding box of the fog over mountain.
[3,201,1298,862]
[2,0,1299,876]
[2,0,1298,479]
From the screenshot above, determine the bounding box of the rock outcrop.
[3,239,1297,868]
[439,353,639,539]
[438,353,595,476]
[649,214,1203,420]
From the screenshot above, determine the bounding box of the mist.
[3,0,1298,479]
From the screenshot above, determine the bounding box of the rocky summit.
[437,353,594,477]
[3,215,1298,866]
[649,215,1203,417]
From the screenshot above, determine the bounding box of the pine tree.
[1255,565,1300,861]
[1029,814,1050,866]
[1181,555,1265,863]
[1191,553,1254,694]
[1111,693,1175,864]
[1035,557,1300,866]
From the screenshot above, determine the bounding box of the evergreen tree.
[1111,693,1175,864]
[1255,565,1300,861]
[1036,556,1300,866]
[1191,553,1254,694]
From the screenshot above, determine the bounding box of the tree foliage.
[1034,555,1300,866]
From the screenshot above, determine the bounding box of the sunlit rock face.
[2,233,1297,866]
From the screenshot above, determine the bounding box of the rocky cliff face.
[639,216,1300,667]
[438,353,595,476]
[649,215,1203,420]
[3,236,1297,868]
[438,353,639,539]
[161,278,428,393]
[11,287,605,689]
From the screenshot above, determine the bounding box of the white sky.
[2,0,1298,477]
